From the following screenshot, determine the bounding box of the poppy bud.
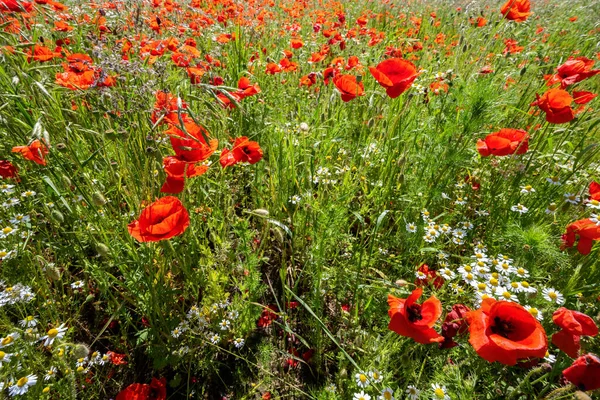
[62,175,72,189]
[253,208,270,217]
[96,243,110,257]
[395,279,408,287]
[56,143,67,152]
[51,210,64,224]
[92,191,107,207]
[45,265,62,281]
[72,343,90,359]
[299,122,309,132]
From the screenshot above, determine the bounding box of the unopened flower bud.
[92,191,107,207]
[45,265,62,281]
[253,208,269,217]
[51,210,64,224]
[96,243,110,258]
[72,343,90,359]
[395,279,408,287]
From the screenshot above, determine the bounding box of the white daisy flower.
[379,388,395,400]
[354,391,371,400]
[520,185,535,194]
[219,319,231,331]
[8,374,37,396]
[546,176,561,185]
[406,385,420,400]
[542,288,565,305]
[233,338,245,349]
[564,193,580,204]
[514,267,529,279]
[44,366,57,381]
[525,306,543,321]
[586,199,600,210]
[355,372,370,388]
[0,333,19,349]
[519,281,537,294]
[369,370,383,383]
[545,203,558,214]
[71,281,84,289]
[544,351,556,363]
[0,349,12,366]
[495,287,519,302]
[0,249,15,261]
[406,222,417,233]
[431,383,450,400]
[40,324,67,347]
[209,333,220,344]
[440,268,456,280]
[511,204,528,214]
[19,316,38,328]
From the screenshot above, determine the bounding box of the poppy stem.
[507,367,544,399]
[541,384,575,400]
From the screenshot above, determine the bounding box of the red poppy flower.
[0,160,18,179]
[165,117,218,162]
[561,218,600,255]
[415,263,443,289]
[187,67,205,85]
[161,156,209,194]
[531,89,575,124]
[552,307,598,358]
[573,91,597,105]
[237,77,261,99]
[333,74,364,102]
[0,0,33,12]
[500,0,531,22]
[219,148,237,168]
[107,351,128,365]
[440,304,471,349]
[369,58,418,98]
[476,128,529,157]
[562,353,600,391]
[387,287,444,344]
[127,196,190,242]
[467,299,547,365]
[231,136,263,164]
[116,377,167,400]
[27,44,61,63]
[589,181,600,202]
[257,304,278,328]
[12,140,49,166]
[151,91,187,126]
[544,57,600,88]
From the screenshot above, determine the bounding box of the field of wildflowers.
[0,0,599,398]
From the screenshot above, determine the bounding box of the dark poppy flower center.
[406,304,423,322]
[242,146,252,155]
[491,316,514,338]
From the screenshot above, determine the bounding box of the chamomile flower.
[514,267,529,279]
[0,350,12,366]
[379,388,395,400]
[416,270,428,281]
[591,213,600,225]
[511,204,528,214]
[462,273,476,286]
[20,190,36,198]
[495,287,519,302]
[0,249,15,261]
[586,199,600,210]
[9,214,30,225]
[457,264,473,277]
[544,351,557,363]
[40,324,68,346]
[520,185,535,194]
[406,222,417,233]
[455,196,467,206]
[440,268,456,280]
[475,209,489,217]
[19,316,38,328]
[233,338,245,349]
[219,319,231,331]
[9,374,37,396]
[452,228,466,239]
[471,251,489,263]
[355,372,370,388]
[542,288,565,305]
[44,366,57,381]
[406,385,420,400]
[289,195,302,205]
[71,281,84,289]
[0,333,19,349]
[525,306,543,321]
[564,193,580,204]
[431,383,450,400]
[171,326,185,338]
[369,370,383,383]
[354,391,371,400]
[545,203,558,214]
[546,176,561,185]
[460,221,473,230]
[0,226,18,239]
[495,260,516,275]
[209,333,220,344]
[0,184,15,194]
[519,281,537,294]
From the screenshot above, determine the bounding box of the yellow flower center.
[464,266,472,272]
[548,292,557,300]
[43,387,50,393]
[525,185,532,190]
[466,273,473,280]
[477,283,487,290]
[16,377,28,387]
[384,392,392,400]
[0,251,6,257]
[490,278,498,286]
[477,261,485,267]
[522,281,530,288]
[2,336,13,346]
[2,227,13,234]
[47,328,59,338]
[511,282,519,288]
[591,200,599,206]
[77,366,84,372]
[529,308,538,316]
[0,351,5,359]
[517,268,525,275]
[434,388,446,398]
[359,374,367,383]
[492,272,499,278]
